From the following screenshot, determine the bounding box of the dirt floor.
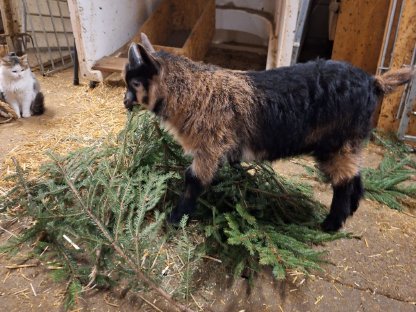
[1,66,416,312]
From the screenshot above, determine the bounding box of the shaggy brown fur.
[374,67,415,94]
[318,142,361,186]
[159,62,257,184]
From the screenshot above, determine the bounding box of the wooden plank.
[331,0,390,74]
[183,0,215,61]
[92,56,127,73]
[377,0,416,132]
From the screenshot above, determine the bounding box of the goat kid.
[123,33,414,232]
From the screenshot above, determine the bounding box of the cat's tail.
[31,92,45,115]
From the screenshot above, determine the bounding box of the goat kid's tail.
[30,92,45,115]
[374,67,415,94]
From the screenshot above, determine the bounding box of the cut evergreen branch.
[1,110,348,309]
[372,131,416,161]
[362,155,416,211]
[292,146,416,211]
[51,153,194,312]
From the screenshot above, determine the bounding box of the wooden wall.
[331,0,390,74]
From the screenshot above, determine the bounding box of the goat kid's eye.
[132,80,141,88]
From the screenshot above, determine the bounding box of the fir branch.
[363,155,416,210]
[50,153,195,312]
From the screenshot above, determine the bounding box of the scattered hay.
[0,79,126,189]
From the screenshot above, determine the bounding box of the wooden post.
[274,0,301,67]
[377,0,416,132]
[0,0,16,50]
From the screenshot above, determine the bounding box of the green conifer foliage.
[1,111,350,309]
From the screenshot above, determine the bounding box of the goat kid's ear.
[140,32,156,53]
[128,42,142,68]
[137,43,160,74]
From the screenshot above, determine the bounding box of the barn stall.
[0,1,415,311]
[7,0,409,142]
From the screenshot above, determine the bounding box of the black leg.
[321,180,354,232]
[350,173,364,216]
[168,167,204,224]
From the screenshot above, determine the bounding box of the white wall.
[68,0,160,81]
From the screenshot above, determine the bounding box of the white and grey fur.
[0,52,44,118]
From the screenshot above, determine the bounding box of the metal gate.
[21,0,74,75]
[377,0,415,142]
[397,45,416,143]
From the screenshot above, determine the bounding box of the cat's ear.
[1,55,9,65]
[19,54,28,66]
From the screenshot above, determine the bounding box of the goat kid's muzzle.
[123,90,138,111]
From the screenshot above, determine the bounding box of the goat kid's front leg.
[168,155,218,224]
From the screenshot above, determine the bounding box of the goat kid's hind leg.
[168,155,219,224]
[319,146,361,232]
[350,173,364,216]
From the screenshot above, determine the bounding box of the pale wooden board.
[92,56,127,73]
[331,0,390,74]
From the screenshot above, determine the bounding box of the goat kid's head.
[123,33,161,112]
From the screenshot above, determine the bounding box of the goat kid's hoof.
[321,215,343,232]
[167,209,186,225]
[167,201,196,225]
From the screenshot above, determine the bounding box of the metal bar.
[73,39,79,85]
[396,44,416,119]
[402,135,416,142]
[46,0,65,65]
[44,62,73,75]
[28,30,73,34]
[21,34,43,69]
[291,0,311,64]
[390,0,405,63]
[377,0,397,75]
[22,0,45,74]
[25,46,73,52]
[57,0,73,62]
[35,0,55,70]
[397,68,416,140]
[27,13,70,19]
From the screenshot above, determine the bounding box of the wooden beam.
[377,0,416,132]
[92,56,127,73]
[331,0,390,74]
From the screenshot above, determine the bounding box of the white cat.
[0,52,44,118]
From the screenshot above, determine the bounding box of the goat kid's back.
[123,36,415,232]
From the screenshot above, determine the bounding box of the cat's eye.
[12,70,17,73]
